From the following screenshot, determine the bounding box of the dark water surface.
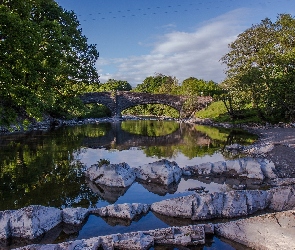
[0,120,256,249]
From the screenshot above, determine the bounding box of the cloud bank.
[96,9,249,87]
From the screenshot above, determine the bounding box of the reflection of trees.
[0,124,110,211]
[143,124,257,159]
[0,121,257,211]
[121,120,179,136]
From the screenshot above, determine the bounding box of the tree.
[134,73,180,94]
[0,0,99,125]
[181,77,220,97]
[221,14,295,121]
[98,79,132,92]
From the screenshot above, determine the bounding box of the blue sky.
[56,0,295,87]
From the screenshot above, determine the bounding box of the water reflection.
[0,120,257,211]
[0,120,258,249]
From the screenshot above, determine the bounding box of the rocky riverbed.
[1,118,295,249]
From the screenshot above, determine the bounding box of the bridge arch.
[116,91,186,117]
[80,91,212,118]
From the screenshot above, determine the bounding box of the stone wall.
[80,91,213,117]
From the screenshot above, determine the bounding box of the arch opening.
[121,104,180,118]
[82,103,112,118]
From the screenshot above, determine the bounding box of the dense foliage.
[122,74,220,118]
[0,0,99,125]
[221,14,295,122]
[98,79,132,92]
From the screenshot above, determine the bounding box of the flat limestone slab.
[215,210,295,250]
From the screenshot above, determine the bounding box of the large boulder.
[62,207,89,225]
[1,205,62,240]
[85,162,136,187]
[215,210,295,250]
[133,159,182,185]
[94,203,150,220]
[151,190,270,220]
[183,158,277,180]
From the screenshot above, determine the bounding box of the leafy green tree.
[0,0,99,125]
[221,14,295,121]
[123,74,180,117]
[134,73,180,94]
[181,77,221,97]
[99,79,132,92]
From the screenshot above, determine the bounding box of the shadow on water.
[0,120,257,249]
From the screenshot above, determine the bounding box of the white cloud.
[96,9,250,87]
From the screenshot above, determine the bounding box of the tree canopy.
[180,77,220,97]
[221,14,295,121]
[0,0,99,125]
[134,73,180,94]
[98,79,132,92]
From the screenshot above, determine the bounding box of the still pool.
[0,120,257,249]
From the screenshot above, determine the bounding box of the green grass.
[195,101,230,122]
[195,101,263,124]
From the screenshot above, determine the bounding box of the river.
[0,120,257,249]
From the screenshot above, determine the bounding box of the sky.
[56,0,295,87]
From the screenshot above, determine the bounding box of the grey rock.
[151,195,196,219]
[134,159,182,185]
[85,162,136,187]
[144,225,206,246]
[112,231,154,250]
[94,203,150,220]
[215,210,295,250]
[211,161,227,174]
[268,185,295,211]
[151,189,270,220]
[240,158,264,180]
[58,237,101,250]
[62,207,89,225]
[184,158,277,180]
[6,205,62,240]
[0,210,14,239]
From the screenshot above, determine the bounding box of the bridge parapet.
[80,91,212,117]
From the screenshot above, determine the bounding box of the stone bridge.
[80,91,212,118]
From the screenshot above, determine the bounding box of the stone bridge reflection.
[83,122,181,149]
[81,122,191,150]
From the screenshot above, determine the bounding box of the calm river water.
[0,120,256,249]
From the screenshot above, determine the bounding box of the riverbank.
[244,125,295,178]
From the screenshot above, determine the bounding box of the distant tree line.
[95,75,221,118]
[1,0,295,125]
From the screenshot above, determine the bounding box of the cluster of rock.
[85,157,282,201]
[151,185,295,220]
[85,159,182,190]
[183,157,277,180]
[15,224,214,250]
[0,206,89,241]
[1,185,295,246]
[2,154,294,249]
[7,207,295,249]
